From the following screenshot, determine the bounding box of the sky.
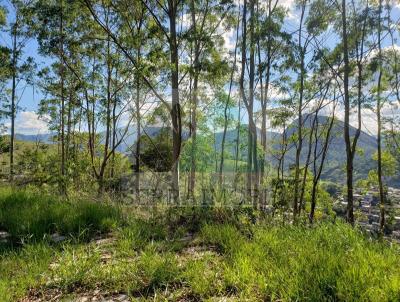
[1,0,400,136]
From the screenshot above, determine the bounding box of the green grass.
[0,188,121,243]
[200,222,400,301]
[0,243,53,301]
[0,189,399,301]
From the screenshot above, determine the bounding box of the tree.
[186,0,233,197]
[292,0,309,220]
[341,0,354,225]
[0,9,11,133]
[2,0,35,180]
[84,0,185,201]
[255,0,288,207]
[34,0,135,193]
[375,0,385,233]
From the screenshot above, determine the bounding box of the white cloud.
[222,0,298,52]
[5,111,49,135]
[392,0,400,8]
[222,27,236,53]
[279,0,297,20]
[180,13,192,29]
[305,98,400,136]
[364,45,400,64]
[279,0,295,9]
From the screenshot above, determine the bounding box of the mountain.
[15,133,55,144]
[289,115,378,184]
[14,115,398,187]
[113,126,169,153]
[12,127,174,152]
[213,115,381,186]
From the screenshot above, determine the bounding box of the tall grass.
[0,189,399,301]
[0,243,53,301]
[0,188,121,242]
[200,222,400,301]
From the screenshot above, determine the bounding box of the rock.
[0,231,10,238]
[0,231,10,243]
[50,233,67,243]
[116,294,129,301]
[95,237,116,246]
[177,233,193,242]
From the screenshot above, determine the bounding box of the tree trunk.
[341,0,354,225]
[239,0,248,197]
[248,0,258,208]
[110,68,118,179]
[260,46,271,208]
[299,113,317,214]
[169,0,181,202]
[219,8,240,187]
[59,0,66,195]
[9,18,18,181]
[309,109,335,223]
[293,1,306,221]
[188,0,200,197]
[135,68,141,200]
[98,30,113,195]
[377,0,385,233]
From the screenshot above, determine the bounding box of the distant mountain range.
[15,133,55,144]
[212,115,380,185]
[13,115,399,188]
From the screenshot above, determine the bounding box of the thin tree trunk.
[169,0,181,202]
[377,0,385,233]
[66,89,73,166]
[348,0,368,206]
[299,113,316,214]
[135,63,141,200]
[110,68,118,179]
[234,99,241,175]
[188,0,199,197]
[239,0,249,197]
[293,1,306,221]
[219,8,240,187]
[98,29,113,194]
[260,46,271,208]
[59,0,66,195]
[9,18,18,181]
[249,0,258,208]
[342,0,354,225]
[309,109,335,223]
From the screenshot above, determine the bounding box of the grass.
[200,223,400,301]
[0,187,121,243]
[0,244,53,301]
[0,189,400,301]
